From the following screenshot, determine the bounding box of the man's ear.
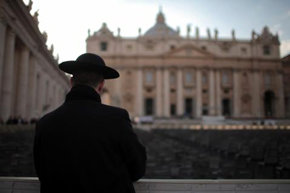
[97,80,105,93]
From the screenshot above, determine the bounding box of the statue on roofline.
[187,24,191,38]
[50,44,54,54]
[207,28,211,39]
[195,27,199,39]
[33,10,39,25]
[27,0,33,11]
[88,29,91,37]
[214,29,218,40]
[42,31,48,43]
[232,29,236,40]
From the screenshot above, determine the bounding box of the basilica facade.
[87,11,285,119]
[0,0,70,122]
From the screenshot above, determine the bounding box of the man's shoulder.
[99,104,129,118]
[37,103,130,126]
[37,106,63,126]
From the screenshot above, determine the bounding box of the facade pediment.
[164,44,215,58]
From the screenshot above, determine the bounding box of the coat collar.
[65,85,101,103]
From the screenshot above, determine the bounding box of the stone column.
[252,70,261,117]
[196,69,202,118]
[37,73,46,117]
[233,69,240,117]
[163,68,170,117]
[26,57,37,120]
[177,68,184,116]
[34,72,40,117]
[136,68,143,116]
[216,70,222,116]
[156,67,163,117]
[15,45,30,119]
[277,72,285,118]
[0,29,15,121]
[209,69,215,115]
[0,19,7,101]
[115,69,122,107]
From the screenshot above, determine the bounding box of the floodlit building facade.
[87,10,285,119]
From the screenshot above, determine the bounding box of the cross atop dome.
[157,6,165,24]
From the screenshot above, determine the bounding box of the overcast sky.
[23,0,290,62]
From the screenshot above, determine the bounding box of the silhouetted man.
[34,53,146,193]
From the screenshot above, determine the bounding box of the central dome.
[144,10,179,38]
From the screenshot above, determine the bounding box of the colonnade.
[133,67,285,118]
[0,20,68,122]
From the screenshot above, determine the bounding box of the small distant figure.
[33,53,147,193]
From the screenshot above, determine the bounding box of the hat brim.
[59,61,119,79]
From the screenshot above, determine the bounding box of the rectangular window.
[100,42,108,51]
[263,45,271,55]
[241,47,247,54]
[145,71,153,83]
[202,73,207,84]
[126,44,132,50]
[170,72,176,84]
[185,72,192,84]
[170,45,176,50]
[222,73,229,85]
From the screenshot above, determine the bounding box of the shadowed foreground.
[0,125,290,179]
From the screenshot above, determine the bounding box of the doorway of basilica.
[145,98,154,116]
[264,90,275,117]
[170,104,176,116]
[222,98,231,117]
[184,98,194,118]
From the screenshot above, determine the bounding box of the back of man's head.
[71,71,104,88]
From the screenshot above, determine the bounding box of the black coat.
[33,85,146,193]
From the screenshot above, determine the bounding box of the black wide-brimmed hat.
[59,53,119,79]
